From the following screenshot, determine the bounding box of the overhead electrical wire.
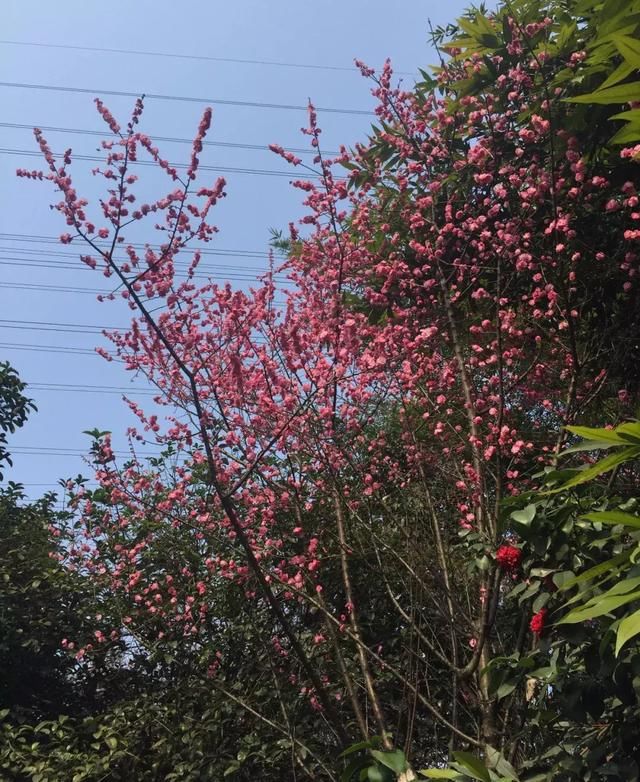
[0,238,293,282]
[0,342,103,356]
[11,446,161,458]
[0,321,269,341]
[14,445,152,454]
[11,483,98,487]
[0,81,373,116]
[0,253,275,275]
[0,318,132,333]
[0,244,287,271]
[0,239,287,273]
[1,281,104,295]
[0,232,277,256]
[0,233,294,289]
[0,146,332,179]
[0,258,289,284]
[0,39,414,76]
[0,341,273,360]
[28,381,157,395]
[0,122,338,156]
[0,319,272,345]
[0,282,289,305]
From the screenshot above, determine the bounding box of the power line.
[11,447,161,458]
[0,243,285,270]
[14,445,152,454]
[0,341,108,357]
[0,316,271,342]
[0,321,271,344]
[0,233,279,259]
[0,257,127,275]
[0,122,338,156]
[0,251,275,274]
[0,281,289,301]
[0,243,287,279]
[11,447,191,465]
[28,381,157,396]
[0,258,289,284]
[9,482,97,486]
[0,318,125,334]
[0,238,293,285]
[2,146,329,179]
[0,243,289,277]
[0,39,414,76]
[1,281,105,295]
[0,81,373,116]
[6,482,98,487]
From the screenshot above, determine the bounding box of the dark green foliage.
[0,361,35,481]
[0,490,86,719]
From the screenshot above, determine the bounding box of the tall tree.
[16,0,640,778]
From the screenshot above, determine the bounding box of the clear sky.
[1,0,472,502]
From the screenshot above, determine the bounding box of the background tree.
[0,361,36,482]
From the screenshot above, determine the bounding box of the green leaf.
[612,34,640,68]
[546,447,640,493]
[560,439,625,455]
[341,757,370,782]
[599,576,640,597]
[615,422,640,442]
[582,510,640,529]
[485,746,520,780]
[371,750,408,774]
[616,609,640,655]
[599,0,637,24]
[473,13,497,39]
[557,21,577,49]
[565,425,632,444]
[507,581,528,599]
[83,428,111,439]
[104,736,118,750]
[530,568,554,578]
[419,771,461,780]
[598,60,637,91]
[559,590,640,623]
[609,123,640,144]
[609,109,640,123]
[566,82,640,104]
[496,682,517,700]
[340,740,374,758]
[533,591,551,613]
[452,752,490,782]
[518,580,541,604]
[457,17,482,38]
[552,571,576,589]
[510,504,537,526]
[558,552,630,591]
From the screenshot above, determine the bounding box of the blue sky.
[1,0,472,501]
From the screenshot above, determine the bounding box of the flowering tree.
[16,0,640,778]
